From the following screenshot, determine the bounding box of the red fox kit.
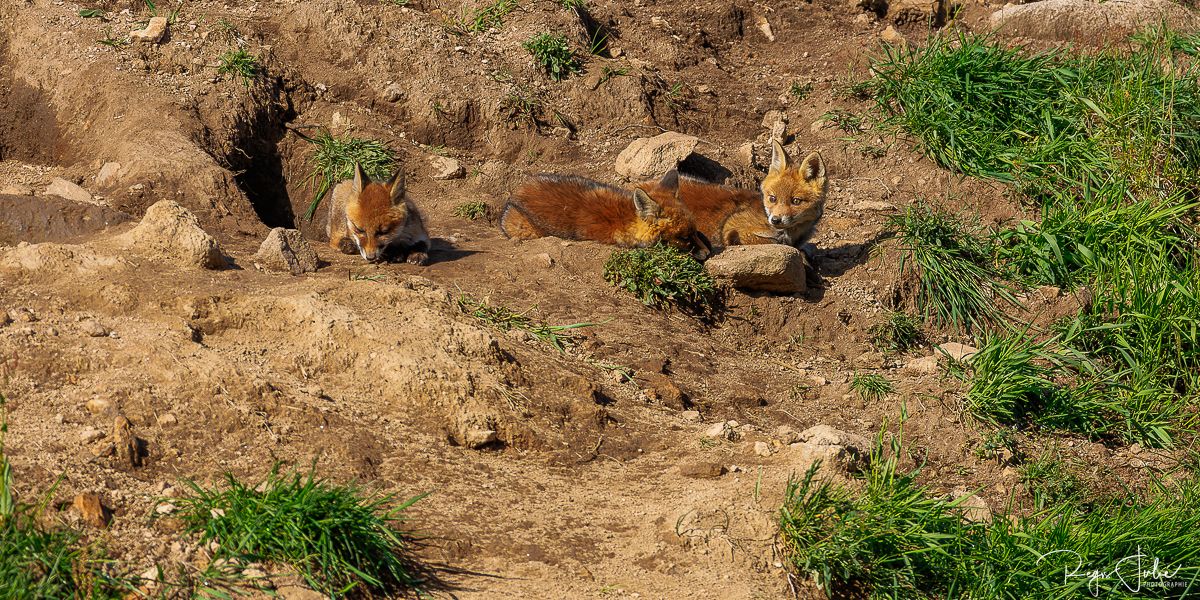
[658,141,827,248]
[499,174,712,258]
[758,140,827,246]
[327,164,430,265]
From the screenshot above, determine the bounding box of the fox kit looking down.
[499,174,712,258]
[327,164,430,265]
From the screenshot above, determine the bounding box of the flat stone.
[430,156,465,180]
[45,178,94,204]
[253,228,319,275]
[131,16,168,44]
[614,132,699,179]
[705,245,807,294]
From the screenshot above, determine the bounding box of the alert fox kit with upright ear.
[327,164,430,265]
[662,141,827,248]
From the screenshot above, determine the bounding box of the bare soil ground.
[0,0,1176,597]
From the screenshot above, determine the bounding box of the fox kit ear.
[769,140,790,174]
[800,151,826,183]
[658,169,680,191]
[387,168,406,205]
[632,189,661,220]
[352,163,368,194]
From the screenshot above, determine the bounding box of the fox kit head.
[345,163,410,263]
[761,141,827,230]
[633,171,712,259]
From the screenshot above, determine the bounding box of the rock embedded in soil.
[45,177,95,205]
[678,462,728,479]
[889,0,944,25]
[430,156,465,180]
[96,162,122,188]
[253,228,319,275]
[80,426,105,443]
[614,132,699,180]
[80,319,110,337]
[85,397,112,414]
[111,415,142,468]
[131,16,169,44]
[792,425,872,473]
[990,0,1200,44]
[73,493,111,527]
[0,184,34,196]
[880,25,906,46]
[754,441,772,457]
[937,342,978,362]
[704,245,808,294]
[118,200,225,269]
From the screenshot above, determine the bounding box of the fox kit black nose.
[769,215,783,226]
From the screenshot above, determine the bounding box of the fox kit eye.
[791,197,803,205]
[768,195,777,204]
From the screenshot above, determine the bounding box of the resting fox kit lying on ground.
[327,164,430,265]
[499,174,712,258]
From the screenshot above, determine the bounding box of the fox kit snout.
[759,140,827,246]
[327,163,430,265]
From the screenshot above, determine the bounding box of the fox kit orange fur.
[499,174,712,257]
[666,141,827,247]
[327,164,430,265]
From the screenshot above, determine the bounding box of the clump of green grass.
[457,295,597,352]
[603,244,717,312]
[780,423,1200,598]
[789,80,813,101]
[452,200,490,220]
[874,27,1200,447]
[216,49,258,84]
[522,33,582,82]
[850,372,893,402]
[821,109,864,134]
[294,130,396,221]
[868,311,924,352]
[450,0,518,34]
[1019,452,1088,511]
[170,467,424,597]
[0,394,127,599]
[887,202,1017,333]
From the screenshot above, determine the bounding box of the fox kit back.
[499,174,710,257]
[327,164,430,264]
[758,140,828,246]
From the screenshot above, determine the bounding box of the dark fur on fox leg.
[383,241,430,266]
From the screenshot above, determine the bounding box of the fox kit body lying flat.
[499,174,711,258]
[327,164,430,265]
[664,141,827,248]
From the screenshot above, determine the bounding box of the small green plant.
[457,295,598,352]
[868,311,923,353]
[887,202,1017,333]
[597,65,629,86]
[560,0,586,8]
[603,244,717,312]
[500,86,544,128]
[293,130,396,221]
[1019,453,1087,510]
[523,33,582,82]
[850,372,893,402]
[452,200,490,221]
[217,49,259,84]
[789,80,813,101]
[170,467,425,597]
[79,8,105,18]
[450,0,519,34]
[821,109,864,134]
[973,427,1017,462]
[98,36,128,48]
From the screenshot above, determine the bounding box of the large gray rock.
[614,132,698,179]
[253,228,319,275]
[119,200,225,269]
[704,245,807,293]
[990,0,1200,43]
